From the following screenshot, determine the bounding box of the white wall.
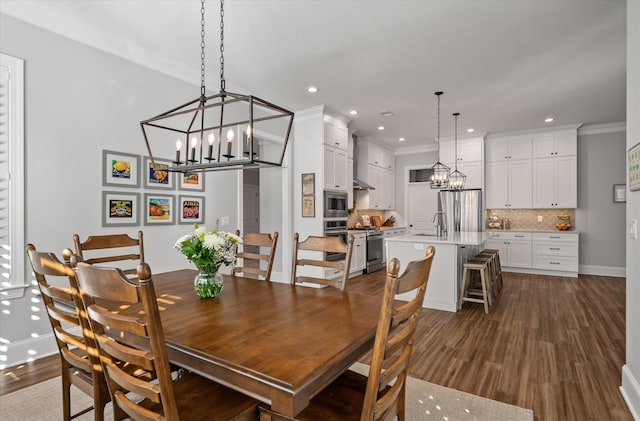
[0,14,239,367]
[622,1,640,418]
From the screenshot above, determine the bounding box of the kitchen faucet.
[432,211,446,237]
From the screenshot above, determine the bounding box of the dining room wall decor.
[629,141,640,191]
[178,170,205,191]
[302,173,315,218]
[143,156,175,190]
[102,150,140,188]
[101,191,140,227]
[143,193,175,225]
[178,195,205,225]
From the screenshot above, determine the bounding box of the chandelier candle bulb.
[190,136,198,162]
[207,133,215,160]
[175,139,182,163]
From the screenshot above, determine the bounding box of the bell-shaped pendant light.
[448,112,466,190]
[430,91,450,189]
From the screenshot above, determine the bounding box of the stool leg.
[459,266,470,310]
[479,266,490,314]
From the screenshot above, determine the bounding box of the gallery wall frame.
[102,150,140,188]
[629,141,640,191]
[178,195,205,225]
[143,156,175,190]
[144,193,175,225]
[102,191,140,227]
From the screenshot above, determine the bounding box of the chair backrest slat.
[291,233,354,291]
[361,245,435,421]
[73,231,144,277]
[233,230,279,281]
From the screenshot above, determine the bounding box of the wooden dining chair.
[232,230,279,281]
[25,244,110,421]
[72,231,144,277]
[290,233,354,291]
[74,261,259,421]
[261,246,436,421]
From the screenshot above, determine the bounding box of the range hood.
[352,135,375,190]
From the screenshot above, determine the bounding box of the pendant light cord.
[200,0,206,97]
[453,112,459,171]
[219,0,226,92]
[435,91,443,161]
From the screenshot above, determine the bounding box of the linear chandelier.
[141,0,294,173]
[430,91,450,189]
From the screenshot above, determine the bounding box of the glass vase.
[194,271,224,298]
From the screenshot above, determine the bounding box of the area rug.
[0,366,533,420]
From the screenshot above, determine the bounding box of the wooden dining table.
[149,269,383,417]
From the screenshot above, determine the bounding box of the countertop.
[484,229,581,234]
[385,231,494,246]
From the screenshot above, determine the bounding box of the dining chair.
[261,245,436,421]
[25,244,110,421]
[74,261,259,421]
[72,231,144,277]
[290,233,354,291]
[232,230,279,281]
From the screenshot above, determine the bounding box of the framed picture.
[302,173,315,195]
[143,156,174,190]
[102,150,140,188]
[144,193,175,225]
[613,184,626,203]
[629,142,640,191]
[302,196,315,218]
[178,195,205,225]
[102,191,140,227]
[179,170,205,191]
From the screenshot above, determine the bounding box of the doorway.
[406,168,439,235]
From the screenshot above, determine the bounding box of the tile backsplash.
[485,208,576,231]
[348,209,386,228]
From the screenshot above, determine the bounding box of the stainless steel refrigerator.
[438,189,483,233]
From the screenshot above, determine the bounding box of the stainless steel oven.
[365,230,384,273]
[324,190,348,218]
[323,218,348,262]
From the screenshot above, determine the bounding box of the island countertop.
[385,231,495,246]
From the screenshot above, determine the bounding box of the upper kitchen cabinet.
[323,120,348,150]
[440,136,485,189]
[363,141,395,171]
[532,130,577,158]
[356,139,396,210]
[486,135,532,162]
[323,145,348,191]
[486,159,532,208]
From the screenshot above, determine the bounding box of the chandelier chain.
[220,0,225,91]
[200,0,206,96]
[454,113,458,171]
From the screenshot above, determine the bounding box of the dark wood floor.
[1,271,632,421]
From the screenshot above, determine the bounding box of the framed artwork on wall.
[179,170,205,191]
[178,195,205,225]
[143,156,175,190]
[613,184,626,203]
[144,193,175,225]
[102,191,140,227]
[629,142,640,191]
[102,150,140,188]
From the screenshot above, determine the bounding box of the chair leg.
[62,369,71,421]
[398,379,406,421]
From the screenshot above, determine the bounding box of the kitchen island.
[385,232,495,312]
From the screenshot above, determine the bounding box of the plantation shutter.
[0,64,10,285]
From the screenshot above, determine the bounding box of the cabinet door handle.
[550,247,560,250]
[550,262,560,265]
[550,236,560,239]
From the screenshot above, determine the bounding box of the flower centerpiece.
[174,224,241,298]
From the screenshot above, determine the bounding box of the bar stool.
[468,254,497,303]
[459,259,491,314]
[480,249,503,291]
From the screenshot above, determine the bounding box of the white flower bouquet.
[174,224,241,274]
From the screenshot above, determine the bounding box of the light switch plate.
[631,219,638,240]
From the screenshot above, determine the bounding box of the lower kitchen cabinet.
[532,232,579,273]
[484,232,532,268]
[350,233,367,275]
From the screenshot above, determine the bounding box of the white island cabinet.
[385,232,494,312]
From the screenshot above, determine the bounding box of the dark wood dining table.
[150,269,383,417]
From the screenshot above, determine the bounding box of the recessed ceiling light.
[399,137,405,142]
[307,86,318,93]
[466,128,475,133]
[545,117,555,123]
[349,110,358,115]
[380,111,394,117]
[378,126,385,131]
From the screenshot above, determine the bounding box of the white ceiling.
[2,0,627,150]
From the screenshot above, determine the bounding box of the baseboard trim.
[502,267,578,278]
[621,365,640,420]
[1,331,60,369]
[579,265,626,278]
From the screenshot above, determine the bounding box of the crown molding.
[395,144,439,155]
[578,121,626,135]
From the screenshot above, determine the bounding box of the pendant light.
[448,112,466,190]
[430,91,450,189]
[141,0,294,173]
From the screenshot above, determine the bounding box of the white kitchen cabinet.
[362,140,394,170]
[486,135,532,162]
[440,137,484,189]
[456,161,483,190]
[532,233,579,275]
[484,232,532,268]
[323,120,348,150]
[323,145,348,191]
[356,140,396,210]
[349,232,367,275]
[382,228,407,265]
[532,130,576,158]
[347,157,354,208]
[533,156,577,208]
[485,159,532,208]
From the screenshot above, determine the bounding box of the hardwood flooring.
[1,271,632,421]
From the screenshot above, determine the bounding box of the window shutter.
[0,65,10,286]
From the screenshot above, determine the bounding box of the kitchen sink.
[414,233,439,237]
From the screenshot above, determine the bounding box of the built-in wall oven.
[324,190,348,219]
[365,230,384,273]
[323,218,348,262]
